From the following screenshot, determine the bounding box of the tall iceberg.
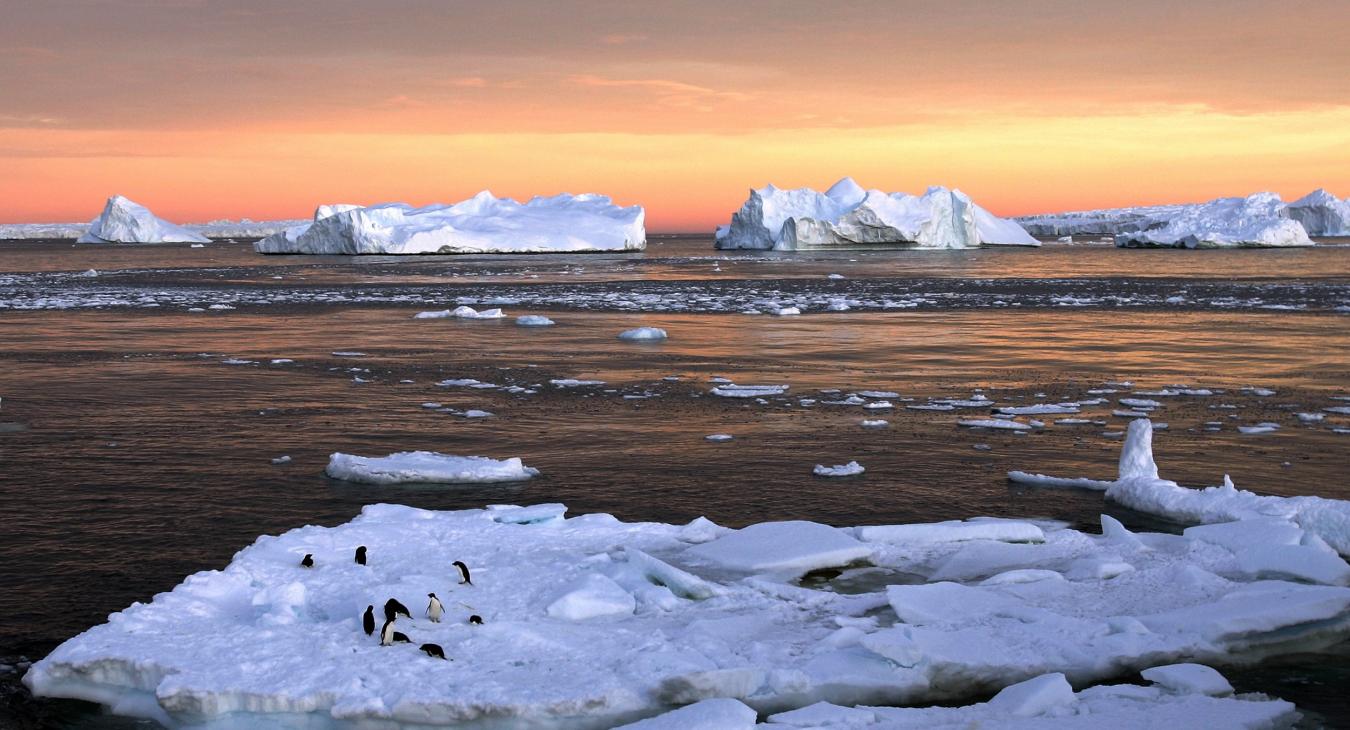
[1287,189,1350,236]
[77,195,210,244]
[714,178,1039,250]
[254,192,646,254]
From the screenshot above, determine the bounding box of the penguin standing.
[426,593,444,623]
[380,619,411,646]
[355,546,367,566]
[452,560,473,586]
[419,643,447,660]
[384,598,412,622]
[300,554,314,568]
[362,605,375,635]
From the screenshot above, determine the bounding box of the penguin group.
[301,544,483,662]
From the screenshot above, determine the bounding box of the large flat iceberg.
[1113,193,1312,248]
[26,496,1350,727]
[714,178,1039,251]
[254,191,646,254]
[77,195,210,244]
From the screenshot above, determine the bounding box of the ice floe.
[711,384,789,398]
[715,178,1038,251]
[813,462,865,477]
[254,192,646,254]
[325,451,539,485]
[516,315,556,326]
[77,195,210,244]
[618,327,668,341]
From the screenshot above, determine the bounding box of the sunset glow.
[3,1,1348,229]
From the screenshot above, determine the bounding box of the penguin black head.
[468,614,483,625]
[355,546,367,565]
[452,560,472,585]
[300,554,314,568]
[419,643,447,660]
[428,592,436,598]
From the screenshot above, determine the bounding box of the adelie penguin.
[379,619,410,646]
[452,560,473,586]
[354,546,367,566]
[300,554,314,568]
[362,605,375,636]
[384,598,412,622]
[419,643,447,660]
[468,615,483,625]
[426,593,444,623]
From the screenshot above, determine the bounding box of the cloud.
[566,74,751,111]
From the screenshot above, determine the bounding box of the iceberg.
[76,195,210,244]
[1287,188,1350,236]
[714,178,1039,251]
[25,500,1350,728]
[324,451,539,484]
[253,192,645,254]
[1114,193,1312,248]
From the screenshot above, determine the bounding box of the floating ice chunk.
[984,672,1076,717]
[1007,472,1114,491]
[814,461,865,477]
[1237,424,1279,434]
[958,419,1031,431]
[1296,412,1325,423]
[857,390,899,398]
[618,327,668,341]
[685,521,871,574]
[858,519,1044,545]
[615,698,756,729]
[551,378,606,387]
[77,195,210,244]
[324,451,538,484]
[255,192,646,254]
[1120,398,1162,408]
[1141,663,1233,697]
[711,384,789,398]
[907,403,954,411]
[413,309,453,319]
[997,403,1079,415]
[705,434,734,442]
[860,419,889,429]
[451,305,506,319]
[774,306,802,316]
[546,573,636,621]
[330,351,368,357]
[270,455,292,465]
[516,315,555,326]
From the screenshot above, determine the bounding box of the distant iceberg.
[1113,193,1313,248]
[1287,189,1350,236]
[254,191,646,254]
[714,178,1039,251]
[77,195,209,244]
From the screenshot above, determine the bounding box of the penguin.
[426,593,444,623]
[380,619,411,645]
[300,554,314,568]
[468,614,483,625]
[419,643,447,660]
[452,560,473,586]
[355,546,367,566]
[384,598,412,622]
[362,605,375,636]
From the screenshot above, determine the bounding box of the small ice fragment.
[516,315,555,326]
[814,461,864,477]
[618,327,668,341]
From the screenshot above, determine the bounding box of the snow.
[685,520,872,575]
[77,195,210,244]
[254,192,646,254]
[714,178,1038,251]
[618,327,668,341]
[1287,188,1350,236]
[1114,193,1313,248]
[25,499,1348,729]
[516,315,556,326]
[814,461,865,477]
[616,698,756,729]
[324,451,539,485]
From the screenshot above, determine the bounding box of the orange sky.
[3,1,1348,230]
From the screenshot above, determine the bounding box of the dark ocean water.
[1,237,1348,727]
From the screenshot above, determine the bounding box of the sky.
[2,0,1348,230]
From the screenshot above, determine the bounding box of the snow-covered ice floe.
[29,494,1349,728]
[813,461,865,477]
[414,305,506,320]
[516,315,556,326]
[714,178,1038,251]
[1010,418,1350,556]
[325,451,539,485]
[1114,193,1313,248]
[711,384,790,398]
[254,192,646,254]
[77,195,210,244]
[618,327,668,341]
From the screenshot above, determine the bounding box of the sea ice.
[255,192,646,254]
[77,195,210,244]
[618,327,668,341]
[715,178,1038,251]
[814,461,865,477]
[685,520,872,575]
[958,419,1031,431]
[325,451,539,484]
[711,384,789,398]
[516,315,556,326]
[1114,193,1313,248]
